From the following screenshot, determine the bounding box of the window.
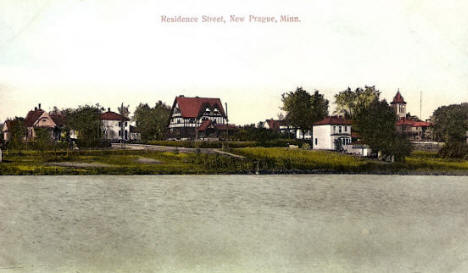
[315,138,318,145]
[334,126,336,132]
[118,122,121,126]
[345,126,347,132]
[339,126,342,133]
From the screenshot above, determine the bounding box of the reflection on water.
[0,175,468,273]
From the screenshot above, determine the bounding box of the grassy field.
[0,149,253,175]
[0,148,466,175]
[233,147,468,175]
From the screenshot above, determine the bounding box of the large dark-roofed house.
[167,96,232,140]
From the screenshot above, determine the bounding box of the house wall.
[102,120,130,141]
[33,112,56,128]
[296,129,312,139]
[393,103,406,119]
[2,123,10,142]
[313,125,333,150]
[313,125,352,150]
[344,144,372,157]
[168,104,227,139]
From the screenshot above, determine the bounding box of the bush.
[438,142,468,159]
[76,139,111,148]
[147,139,300,148]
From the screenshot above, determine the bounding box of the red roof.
[396,118,432,127]
[266,119,289,130]
[100,111,129,121]
[215,124,237,130]
[391,91,406,104]
[174,96,226,118]
[197,120,236,131]
[266,119,280,130]
[314,116,352,126]
[197,119,212,131]
[24,109,45,127]
[50,113,65,127]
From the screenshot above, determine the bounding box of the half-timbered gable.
[168,96,229,140]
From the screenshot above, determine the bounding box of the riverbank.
[0,147,467,175]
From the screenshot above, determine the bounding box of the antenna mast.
[419,91,422,120]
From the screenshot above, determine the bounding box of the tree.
[6,117,26,150]
[355,99,412,161]
[34,128,53,153]
[118,104,130,118]
[133,101,171,141]
[432,103,468,159]
[281,87,329,139]
[277,112,285,120]
[432,103,468,143]
[334,86,381,119]
[66,105,102,147]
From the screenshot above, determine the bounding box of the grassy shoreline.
[0,148,467,175]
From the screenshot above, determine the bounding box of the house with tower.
[391,90,432,141]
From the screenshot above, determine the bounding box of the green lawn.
[0,148,466,175]
[233,147,468,174]
[0,149,251,175]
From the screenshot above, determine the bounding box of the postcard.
[0,0,467,272]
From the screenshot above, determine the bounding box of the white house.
[2,121,12,142]
[312,116,352,150]
[296,129,312,139]
[101,109,131,141]
[265,119,296,135]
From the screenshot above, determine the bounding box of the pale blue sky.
[1,0,467,124]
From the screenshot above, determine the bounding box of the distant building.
[167,96,232,140]
[395,118,432,141]
[265,119,296,135]
[101,109,131,141]
[391,90,407,119]
[129,125,141,141]
[391,90,432,141]
[24,104,64,141]
[2,120,13,142]
[312,116,352,150]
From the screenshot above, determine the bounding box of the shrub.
[438,142,468,159]
[76,139,111,148]
[147,139,299,148]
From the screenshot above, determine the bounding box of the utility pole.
[225,102,229,151]
[121,102,125,149]
[420,91,422,120]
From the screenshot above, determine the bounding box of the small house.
[101,109,130,141]
[312,116,352,150]
[24,104,64,141]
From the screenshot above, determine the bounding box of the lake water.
[0,175,468,273]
